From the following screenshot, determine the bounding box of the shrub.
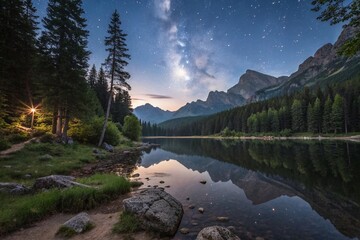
[7,133,28,144]
[39,133,55,143]
[0,138,10,151]
[122,115,141,141]
[280,129,292,137]
[69,117,122,146]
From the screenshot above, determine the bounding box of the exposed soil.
[2,193,164,240]
[0,138,36,157]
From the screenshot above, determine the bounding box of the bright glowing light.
[30,108,36,113]
[174,67,190,81]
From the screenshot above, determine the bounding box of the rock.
[189,205,195,209]
[38,154,53,161]
[256,237,265,240]
[180,228,190,234]
[102,142,114,152]
[192,222,199,226]
[123,188,183,236]
[165,185,170,188]
[198,208,204,213]
[145,177,150,181]
[123,151,131,154]
[0,182,31,195]
[159,180,165,184]
[33,175,91,190]
[200,180,207,184]
[24,174,32,179]
[92,148,100,154]
[196,226,241,240]
[216,216,229,222]
[131,173,140,178]
[67,138,74,145]
[227,226,236,233]
[186,197,190,200]
[60,212,93,235]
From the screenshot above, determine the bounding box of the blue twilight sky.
[34,0,343,111]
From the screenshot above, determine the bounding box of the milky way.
[34,0,342,110]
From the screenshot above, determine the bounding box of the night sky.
[34,0,343,111]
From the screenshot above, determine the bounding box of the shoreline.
[142,135,360,142]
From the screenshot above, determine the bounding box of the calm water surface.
[131,138,360,240]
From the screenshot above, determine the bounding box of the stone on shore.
[102,142,114,152]
[196,226,241,240]
[123,188,183,236]
[58,212,93,237]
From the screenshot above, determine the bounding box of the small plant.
[0,138,10,151]
[113,212,141,233]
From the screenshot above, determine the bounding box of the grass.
[0,174,131,235]
[0,142,97,184]
[113,211,141,234]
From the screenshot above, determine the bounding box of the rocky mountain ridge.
[135,26,359,123]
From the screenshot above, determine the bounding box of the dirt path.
[0,138,36,157]
[2,193,161,240]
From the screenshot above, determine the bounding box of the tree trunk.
[52,108,57,134]
[56,108,63,136]
[62,109,70,143]
[98,50,116,147]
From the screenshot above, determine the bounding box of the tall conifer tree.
[40,0,90,138]
[98,10,131,146]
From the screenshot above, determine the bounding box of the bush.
[280,129,292,137]
[7,133,28,144]
[122,115,141,141]
[0,138,10,151]
[39,133,55,143]
[69,117,123,146]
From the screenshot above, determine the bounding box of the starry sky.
[34,0,343,111]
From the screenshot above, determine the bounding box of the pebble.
[200,180,207,184]
[217,217,229,222]
[186,197,190,200]
[165,185,170,188]
[131,173,140,178]
[198,207,204,213]
[256,237,265,240]
[189,205,195,209]
[180,228,190,234]
[159,180,165,184]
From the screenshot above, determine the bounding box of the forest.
[142,77,360,136]
[0,0,140,150]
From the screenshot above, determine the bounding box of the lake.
[132,138,360,240]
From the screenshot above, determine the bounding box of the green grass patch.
[0,142,96,183]
[113,212,141,234]
[0,174,130,235]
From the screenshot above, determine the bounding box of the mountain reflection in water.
[133,138,360,240]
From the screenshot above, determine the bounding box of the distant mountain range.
[134,26,359,124]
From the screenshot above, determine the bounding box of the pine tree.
[98,10,131,146]
[88,64,97,89]
[111,90,132,125]
[0,0,38,119]
[94,66,109,112]
[291,99,305,132]
[40,0,90,139]
[307,103,315,133]
[322,96,333,133]
[332,94,344,134]
[313,97,322,133]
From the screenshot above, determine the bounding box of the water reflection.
[134,139,360,239]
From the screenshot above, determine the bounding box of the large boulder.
[123,188,183,236]
[0,182,31,195]
[33,175,90,190]
[58,212,93,236]
[196,226,241,240]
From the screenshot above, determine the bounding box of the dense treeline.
[147,77,360,136]
[0,0,138,146]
